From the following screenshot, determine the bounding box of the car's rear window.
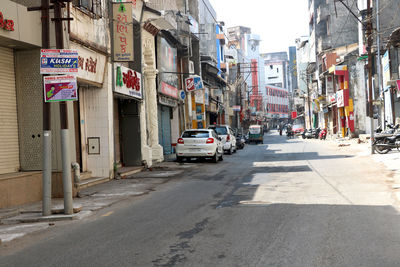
[210,127,227,135]
[182,131,210,138]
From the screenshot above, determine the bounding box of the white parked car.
[176,129,223,163]
[208,125,237,154]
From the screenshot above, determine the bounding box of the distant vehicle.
[292,124,304,135]
[236,134,246,149]
[248,125,264,144]
[208,125,237,154]
[176,129,223,163]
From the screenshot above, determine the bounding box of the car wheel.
[212,151,219,163]
[177,156,183,163]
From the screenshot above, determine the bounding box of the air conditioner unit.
[189,60,195,74]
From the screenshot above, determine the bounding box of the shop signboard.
[0,11,15,31]
[185,76,204,92]
[159,95,177,107]
[195,90,204,104]
[43,75,78,102]
[336,90,344,107]
[40,49,78,74]
[158,37,178,98]
[382,50,390,91]
[113,0,142,21]
[70,42,106,86]
[396,79,400,98]
[291,111,297,119]
[204,88,209,106]
[113,3,134,61]
[161,82,178,99]
[232,105,241,111]
[114,64,142,99]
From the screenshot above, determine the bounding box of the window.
[73,0,102,17]
[326,15,331,36]
[182,131,210,138]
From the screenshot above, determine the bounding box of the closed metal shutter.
[0,47,20,174]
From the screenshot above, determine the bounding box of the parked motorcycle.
[319,128,327,140]
[313,128,321,139]
[302,129,314,139]
[373,124,400,154]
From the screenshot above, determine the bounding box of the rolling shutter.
[0,46,20,174]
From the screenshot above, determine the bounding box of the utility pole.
[41,0,52,216]
[376,0,384,128]
[236,63,241,129]
[367,0,375,154]
[54,0,73,214]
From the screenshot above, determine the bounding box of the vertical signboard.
[113,3,133,61]
[382,50,393,122]
[158,37,178,98]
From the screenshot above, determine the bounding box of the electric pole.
[41,0,52,216]
[54,0,73,214]
[236,63,241,129]
[367,0,375,154]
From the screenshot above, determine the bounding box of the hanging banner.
[113,3,134,61]
[382,50,390,90]
[43,75,78,102]
[40,49,78,74]
[114,64,142,99]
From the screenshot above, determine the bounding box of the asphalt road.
[2,131,400,266]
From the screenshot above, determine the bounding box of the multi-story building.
[307,0,359,136]
[262,52,290,125]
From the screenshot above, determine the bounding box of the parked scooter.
[319,128,327,140]
[373,124,400,154]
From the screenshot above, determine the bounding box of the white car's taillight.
[206,138,214,144]
[178,138,184,144]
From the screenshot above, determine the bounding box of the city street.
[2,132,400,266]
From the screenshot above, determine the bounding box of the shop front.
[114,64,143,166]
[157,37,179,155]
[0,1,48,208]
[70,42,110,176]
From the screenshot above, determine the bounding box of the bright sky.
[208,0,309,54]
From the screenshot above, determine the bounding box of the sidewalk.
[0,161,195,244]
[305,134,400,206]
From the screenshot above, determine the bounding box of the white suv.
[208,125,237,154]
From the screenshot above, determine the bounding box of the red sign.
[291,111,297,119]
[185,78,195,91]
[0,11,14,32]
[161,82,178,98]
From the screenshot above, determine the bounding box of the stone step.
[80,171,92,181]
[118,166,144,179]
[77,177,109,190]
